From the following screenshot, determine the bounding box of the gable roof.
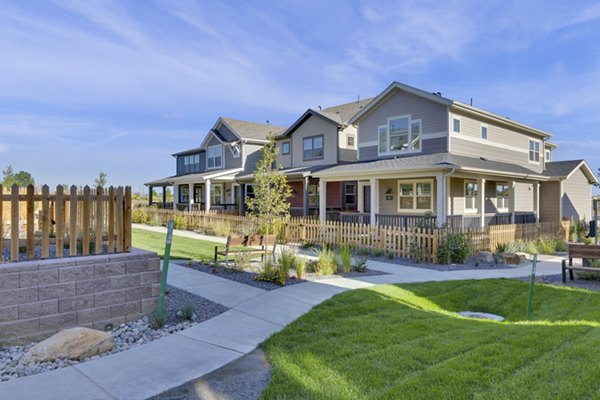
[349,81,552,139]
[544,160,598,184]
[220,117,285,141]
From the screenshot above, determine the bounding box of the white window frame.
[229,143,240,158]
[464,180,478,214]
[281,141,291,155]
[452,116,461,133]
[207,144,223,170]
[378,115,422,156]
[210,183,223,205]
[528,139,540,164]
[495,182,509,212]
[347,135,355,149]
[481,124,488,140]
[397,179,434,213]
[545,150,551,161]
[344,182,357,205]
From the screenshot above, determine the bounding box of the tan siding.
[515,182,534,212]
[358,90,448,161]
[563,168,592,221]
[377,178,437,215]
[290,115,338,168]
[448,177,465,215]
[540,181,560,223]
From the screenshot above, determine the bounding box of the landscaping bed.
[370,255,526,271]
[0,286,227,382]
[516,273,600,291]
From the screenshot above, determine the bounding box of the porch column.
[436,174,446,228]
[205,179,211,212]
[162,186,167,204]
[303,177,309,217]
[559,180,564,220]
[240,184,246,216]
[533,182,540,222]
[509,181,516,224]
[148,187,153,206]
[172,185,178,211]
[477,178,485,228]
[370,177,378,226]
[319,180,326,222]
[188,182,194,212]
[357,181,366,213]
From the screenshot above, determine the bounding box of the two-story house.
[145,117,284,212]
[311,82,597,227]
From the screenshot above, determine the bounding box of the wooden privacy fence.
[1,184,132,262]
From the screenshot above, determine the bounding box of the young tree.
[94,171,107,187]
[246,134,292,264]
[2,165,34,186]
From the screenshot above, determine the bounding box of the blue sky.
[1,1,600,192]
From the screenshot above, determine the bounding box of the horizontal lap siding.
[540,181,560,223]
[358,90,448,161]
[276,139,292,168]
[339,126,358,162]
[563,168,592,221]
[291,115,338,168]
[377,178,437,215]
[515,182,534,212]
[241,144,262,173]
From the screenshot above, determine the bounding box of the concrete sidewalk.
[0,257,563,400]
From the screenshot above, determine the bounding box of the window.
[193,186,203,203]
[481,125,488,139]
[347,135,355,148]
[210,184,223,205]
[397,180,433,211]
[545,150,551,161]
[303,135,324,161]
[453,117,461,133]
[496,183,509,211]
[207,145,223,169]
[282,141,290,155]
[464,181,478,212]
[308,184,319,206]
[245,184,255,200]
[344,183,356,205]
[378,116,422,154]
[179,185,189,203]
[230,144,240,158]
[182,154,201,173]
[529,140,540,163]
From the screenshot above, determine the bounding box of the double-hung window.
[481,124,488,139]
[347,135,355,148]
[344,183,356,205]
[303,135,323,161]
[210,184,223,205]
[545,150,551,161]
[465,181,478,212]
[308,184,319,206]
[281,141,290,155]
[183,154,200,173]
[378,116,422,155]
[398,180,432,212]
[180,185,189,203]
[496,183,509,211]
[453,117,461,133]
[207,145,223,169]
[529,140,540,163]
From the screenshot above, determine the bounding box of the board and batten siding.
[449,111,544,174]
[539,181,560,223]
[290,115,338,168]
[562,168,592,221]
[357,90,448,161]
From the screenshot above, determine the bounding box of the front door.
[364,186,371,213]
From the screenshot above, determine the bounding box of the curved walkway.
[0,257,563,400]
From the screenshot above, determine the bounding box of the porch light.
[385,188,393,194]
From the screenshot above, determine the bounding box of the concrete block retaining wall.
[0,249,161,345]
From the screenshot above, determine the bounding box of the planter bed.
[368,255,527,271]
[515,273,600,291]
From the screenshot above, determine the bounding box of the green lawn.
[132,228,218,262]
[261,279,600,399]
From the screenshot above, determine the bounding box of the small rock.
[458,311,505,322]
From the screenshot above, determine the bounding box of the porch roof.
[236,164,335,181]
[144,168,243,186]
[313,152,548,180]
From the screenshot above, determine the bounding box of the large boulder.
[502,253,522,265]
[22,327,115,363]
[478,251,495,264]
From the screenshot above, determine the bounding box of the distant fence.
[1,184,132,262]
[135,208,570,263]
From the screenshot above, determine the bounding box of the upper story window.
[453,117,461,133]
[207,145,223,169]
[281,141,290,155]
[347,135,355,148]
[398,180,432,212]
[303,135,324,161]
[481,124,488,139]
[528,140,540,163]
[464,181,478,212]
[378,116,421,155]
[496,183,509,211]
[545,150,551,161]
[182,154,201,173]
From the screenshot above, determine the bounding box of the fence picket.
[56,185,64,258]
[41,185,50,258]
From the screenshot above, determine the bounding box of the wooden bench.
[214,234,278,267]
[562,244,600,282]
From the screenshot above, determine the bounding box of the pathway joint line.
[71,366,119,400]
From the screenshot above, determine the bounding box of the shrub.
[179,303,195,320]
[151,309,166,329]
[537,237,566,255]
[495,242,509,254]
[173,213,187,230]
[295,258,306,279]
[277,248,296,277]
[353,256,368,272]
[312,244,338,276]
[339,244,353,273]
[213,220,232,237]
[438,233,470,264]
[132,208,151,224]
[372,249,384,258]
[255,261,287,286]
[387,252,395,260]
[409,240,422,262]
[358,247,371,256]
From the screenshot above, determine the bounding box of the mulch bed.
[365,255,526,271]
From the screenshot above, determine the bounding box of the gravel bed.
[515,273,600,291]
[367,255,526,271]
[0,286,228,382]
[179,261,388,291]
[1,244,109,262]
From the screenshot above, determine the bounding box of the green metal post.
[526,253,538,320]
[156,220,174,323]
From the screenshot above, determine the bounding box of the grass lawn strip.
[261,279,600,399]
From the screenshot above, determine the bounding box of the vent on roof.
[318,105,322,111]
[480,157,487,161]
[432,92,442,96]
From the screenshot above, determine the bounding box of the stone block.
[76,278,111,295]
[0,305,18,322]
[19,300,59,319]
[0,261,38,274]
[110,274,141,290]
[77,306,111,324]
[126,285,152,301]
[126,259,151,274]
[59,294,95,313]
[151,283,160,297]
[141,298,158,314]
[0,318,39,337]
[94,289,127,307]
[110,300,141,317]
[39,312,77,331]
[0,273,20,290]
[20,269,60,288]
[38,282,77,300]
[59,265,95,282]
[94,262,126,278]
[141,270,161,285]
[0,287,39,307]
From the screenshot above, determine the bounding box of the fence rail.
[135,207,570,264]
[1,184,132,262]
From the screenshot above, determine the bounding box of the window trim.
[343,182,357,206]
[396,179,434,213]
[281,141,291,155]
[481,123,488,140]
[452,116,461,133]
[303,135,324,161]
[495,182,509,212]
[207,144,223,170]
[179,184,190,203]
[545,149,551,161]
[378,115,423,156]
[307,183,319,206]
[210,183,224,205]
[528,139,541,164]
[464,179,478,214]
[346,135,355,149]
